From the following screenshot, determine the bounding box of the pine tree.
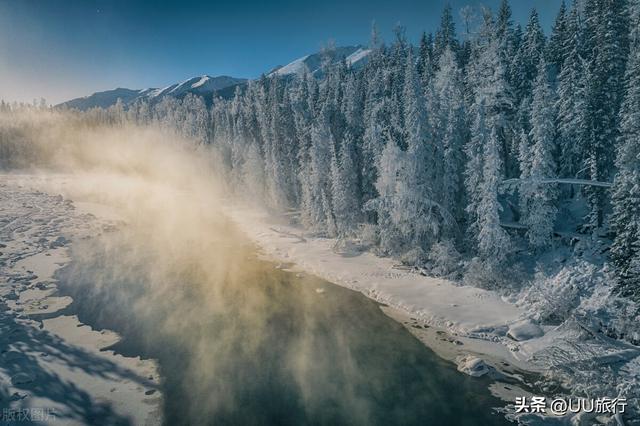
[582,0,630,228]
[361,66,387,211]
[432,47,466,228]
[400,50,442,249]
[611,2,640,298]
[556,4,588,180]
[434,5,459,63]
[496,0,517,83]
[331,131,361,235]
[522,59,558,249]
[511,9,546,105]
[546,1,568,79]
[305,108,334,233]
[465,35,513,262]
[417,32,435,87]
[477,126,512,263]
[366,139,403,254]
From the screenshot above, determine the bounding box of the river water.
[55,219,510,426]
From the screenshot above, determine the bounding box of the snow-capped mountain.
[58,75,246,110]
[58,45,372,110]
[143,75,245,99]
[269,45,371,77]
[60,88,145,110]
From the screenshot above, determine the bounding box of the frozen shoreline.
[225,206,539,374]
[225,206,640,393]
[0,175,162,426]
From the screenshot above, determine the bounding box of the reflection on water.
[56,220,508,426]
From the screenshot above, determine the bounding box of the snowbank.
[507,320,544,341]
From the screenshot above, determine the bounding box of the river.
[54,216,510,426]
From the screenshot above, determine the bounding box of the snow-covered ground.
[0,175,162,425]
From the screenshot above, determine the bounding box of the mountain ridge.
[57,45,371,111]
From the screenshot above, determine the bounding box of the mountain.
[269,45,371,77]
[58,45,372,110]
[60,88,143,110]
[141,75,245,99]
[58,75,246,110]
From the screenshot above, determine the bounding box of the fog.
[0,109,378,423]
[0,109,506,425]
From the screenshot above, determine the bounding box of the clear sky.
[0,0,566,105]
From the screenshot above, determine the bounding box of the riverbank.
[0,176,162,425]
[226,206,538,372]
[224,204,640,422]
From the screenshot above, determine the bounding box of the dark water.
[55,226,510,426]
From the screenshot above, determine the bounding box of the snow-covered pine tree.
[511,9,545,105]
[546,1,568,80]
[522,59,558,249]
[290,71,317,227]
[399,50,441,250]
[582,0,630,228]
[477,125,512,263]
[366,137,401,253]
[556,4,588,181]
[330,131,361,235]
[432,47,466,229]
[465,29,513,262]
[417,32,435,88]
[496,0,518,90]
[361,65,387,212]
[306,107,335,234]
[434,5,459,64]
[182,93,208,145]
[611,0,640,298]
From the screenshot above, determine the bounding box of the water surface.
[56,222,509,426]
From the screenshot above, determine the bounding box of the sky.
[0,0,566,105]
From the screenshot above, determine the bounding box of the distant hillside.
[57,75,246,111]
[57,45,371,111]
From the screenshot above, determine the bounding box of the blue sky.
[0,0,566,104]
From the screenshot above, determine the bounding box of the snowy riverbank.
[226,204,640,421]
[226,207,537,369]
[0,175,162,425]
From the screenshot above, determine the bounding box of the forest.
[3,0,639,336]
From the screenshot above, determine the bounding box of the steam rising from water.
[1,110,380,422]
[0,110,507,425]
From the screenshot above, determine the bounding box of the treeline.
[74,0,638,294]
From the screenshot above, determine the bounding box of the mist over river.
[54,218,509,426]
[0,115,510,425]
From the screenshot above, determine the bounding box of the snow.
[457,356,490,377]
[507,319,544,341]
[57,75,246,110]
[191,75,210,88]
[269,46,365,77]
[271,55,311,76]
[3,172,637,424]
[345,48,371,68]
[0,176,162,426]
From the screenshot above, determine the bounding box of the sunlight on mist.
[0,109,379,423]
